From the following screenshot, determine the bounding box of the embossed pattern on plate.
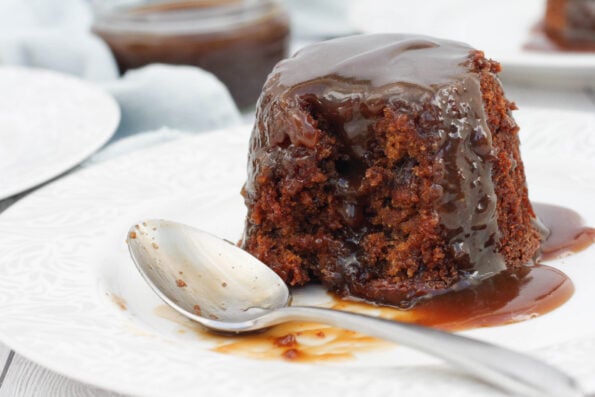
[0,109,594,397]
[0,67,120,200]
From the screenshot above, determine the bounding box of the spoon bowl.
[127,219,583,397]
[127,220,289,323]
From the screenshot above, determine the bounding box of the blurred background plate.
[350,0,595,88]
[0,66,120,200]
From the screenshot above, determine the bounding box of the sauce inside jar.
[92,0,290,108]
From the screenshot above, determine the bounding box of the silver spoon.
[127,219,582,397]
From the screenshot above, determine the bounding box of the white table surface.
[0,80,594,397]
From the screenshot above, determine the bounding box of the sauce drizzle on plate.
[155,203,593,362]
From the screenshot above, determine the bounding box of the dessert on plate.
[544,0,595,50]
[241,34,542,308]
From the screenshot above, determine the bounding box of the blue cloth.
[103,64,242,142]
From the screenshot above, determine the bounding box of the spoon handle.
[261,306,581,397]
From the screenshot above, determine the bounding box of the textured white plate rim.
[0,110,594,396]
[3,335,154,397]
[0,293,447,397]
[0,129,246,397]
[0,128,385,397]
[0,66,120,200]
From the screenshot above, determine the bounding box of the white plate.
[0,109,594,397]
[349,0,595,87]
[0,67,120,200]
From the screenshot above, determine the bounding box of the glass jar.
[92,0,290,108]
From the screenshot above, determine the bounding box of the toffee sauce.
[339,202,593,332]
[536,202,595,260]
[155,304,392,362]
[93,0,290,108]
[155,203,593,362]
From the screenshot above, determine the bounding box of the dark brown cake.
[241,34,542,308]
[544,0,595,50]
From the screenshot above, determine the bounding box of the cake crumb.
[273,333,297,348]
[109,293,127,311]
[282,348,300,360]
[176,279,187,288]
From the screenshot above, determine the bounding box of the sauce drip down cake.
[241,34,542,308]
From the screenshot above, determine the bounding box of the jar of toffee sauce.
[93,0,290,108]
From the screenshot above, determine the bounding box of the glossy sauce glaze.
[535,202,595,260]
[154,203,593,362]
[362,202,591,332]
[341,265,573,332]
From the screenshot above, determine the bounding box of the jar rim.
[92,0,281,34]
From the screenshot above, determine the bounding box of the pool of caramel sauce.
[154,203,594,362]
[154,304,393,362]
